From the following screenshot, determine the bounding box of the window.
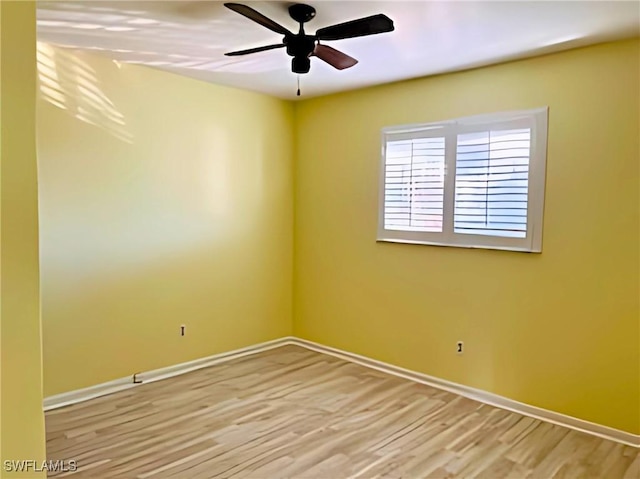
[378,108,548,252]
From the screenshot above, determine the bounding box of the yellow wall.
[37,46,294,396]
[294,39,640,435]
[1,1,47,476]
[0,1,2,470]
[37,38,639,437]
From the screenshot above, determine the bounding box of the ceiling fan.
[224,3,395,76]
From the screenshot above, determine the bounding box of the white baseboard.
[43,336,295,411]
[135,336,296,384]
[43,335,639,448]
[43,376,135,411]
[289,337,640,448]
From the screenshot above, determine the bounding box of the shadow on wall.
[37,42,133,143]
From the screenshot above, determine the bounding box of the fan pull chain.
[297,75,301,97]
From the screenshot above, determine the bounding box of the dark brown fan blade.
[225,44,285,56]
[224,3,292,35]
[313,44,358,70]
[315,14,394,41]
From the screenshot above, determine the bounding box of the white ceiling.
[37,1,640,100]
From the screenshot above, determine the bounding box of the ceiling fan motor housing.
[284,34,316,57]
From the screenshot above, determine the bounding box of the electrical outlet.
[180,325,186,337]
[456,341,464,354]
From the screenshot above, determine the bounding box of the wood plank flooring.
[46,345,639,478]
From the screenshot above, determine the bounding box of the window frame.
[377,107,549,253]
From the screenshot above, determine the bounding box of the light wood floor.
[46,345,639,479]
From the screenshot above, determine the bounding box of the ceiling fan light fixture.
[292,56,311,74]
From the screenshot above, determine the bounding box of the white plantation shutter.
[384,137,445,232]
[379,108,548,252]
[454,128,531,238]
